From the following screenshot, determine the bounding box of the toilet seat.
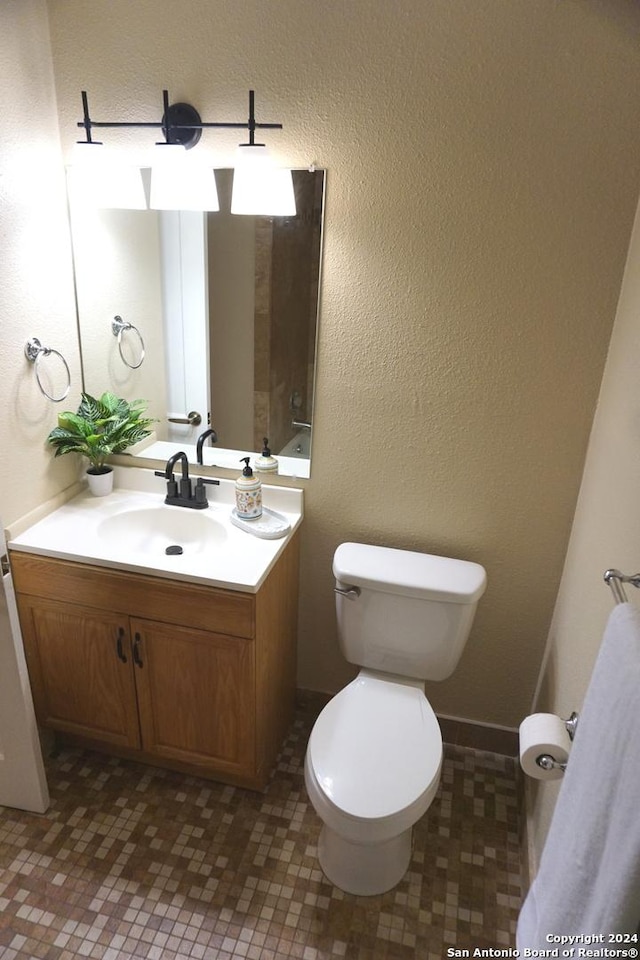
[306,671,442,844]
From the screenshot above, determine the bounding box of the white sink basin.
[7,467,304,593]
[97,506,227,555]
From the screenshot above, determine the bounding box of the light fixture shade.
[150,144,219,211]
[68,143,147,209]
[231,145,296,216]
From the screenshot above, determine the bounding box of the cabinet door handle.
[133,633,143,668]
[116,627,128,663]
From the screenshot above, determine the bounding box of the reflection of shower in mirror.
[279,429,311,460]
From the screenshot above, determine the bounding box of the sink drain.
[165,544,184,556]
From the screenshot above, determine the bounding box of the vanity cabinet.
[131,617,254,774]
[14,598,142,750]
[10,534,299,790]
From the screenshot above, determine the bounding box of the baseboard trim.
[437,713,519,756]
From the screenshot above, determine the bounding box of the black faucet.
[196,428,218,465]
[154,451,219,509]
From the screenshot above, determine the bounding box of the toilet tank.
[333,543,487,681]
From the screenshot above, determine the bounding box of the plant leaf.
[46,393,155,470]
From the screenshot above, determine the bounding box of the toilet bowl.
[305,669,442,895]
[304,542,486,896]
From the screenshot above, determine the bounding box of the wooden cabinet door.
[131,618,255,777]
[18,596,141,749]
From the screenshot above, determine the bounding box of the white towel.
[517,602,640,946]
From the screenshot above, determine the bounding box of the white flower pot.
[86,467,114,497]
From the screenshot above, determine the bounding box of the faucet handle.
[194,476,220,505]
[154,470,178,498]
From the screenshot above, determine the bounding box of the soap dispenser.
[235,456,262,520]
[254,437,278,474]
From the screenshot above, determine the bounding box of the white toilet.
[304,542,487,896]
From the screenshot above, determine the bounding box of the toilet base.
[317,824,412,896]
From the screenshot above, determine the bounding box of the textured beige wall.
[44,0,640,726]
[527,194,640,867]
[0,0,81,527]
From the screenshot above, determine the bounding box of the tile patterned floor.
[0,701,524,959]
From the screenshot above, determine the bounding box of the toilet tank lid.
[333,543,487,603]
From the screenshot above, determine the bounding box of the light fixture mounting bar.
[77,90,283,150]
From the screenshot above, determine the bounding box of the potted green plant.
[47,391,155,496]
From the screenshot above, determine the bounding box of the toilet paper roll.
[519,713,571,781]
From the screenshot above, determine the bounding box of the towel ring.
[24,338,71,403]
[112,315,145,370]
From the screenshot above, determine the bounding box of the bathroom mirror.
[68,168,325,479]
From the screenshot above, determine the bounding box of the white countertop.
[8,466,303,594]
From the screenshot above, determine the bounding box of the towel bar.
[604,569,640,604]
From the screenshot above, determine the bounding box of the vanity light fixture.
[231,144,296,216]
[75,89,295,215]
[149,144,220,211]
[230,92,296,216]
[67,140,147,210]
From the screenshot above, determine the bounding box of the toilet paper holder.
[536,711,579,774]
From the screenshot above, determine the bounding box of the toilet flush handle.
[335,585,361,600]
